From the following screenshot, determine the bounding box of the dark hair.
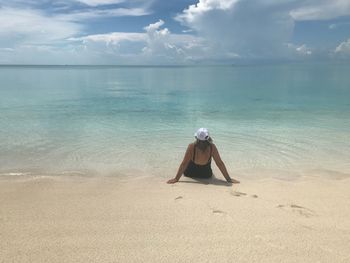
[195,137,213,151]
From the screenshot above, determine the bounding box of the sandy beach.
[1,174,349,263]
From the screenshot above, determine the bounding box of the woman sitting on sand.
[167,128,240,184]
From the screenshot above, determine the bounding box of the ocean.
[0,63,349,179]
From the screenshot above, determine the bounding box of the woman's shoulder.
[185,143,195,155]
[188,142,195,149]
[210,143,218,151]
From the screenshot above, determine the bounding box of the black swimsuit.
[184,145,213,178]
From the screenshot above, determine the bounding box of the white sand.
[1,175,349,262]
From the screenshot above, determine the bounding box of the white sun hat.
[194,128,210,141]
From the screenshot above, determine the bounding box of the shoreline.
[1,174,349,262]
[1,165,349,181]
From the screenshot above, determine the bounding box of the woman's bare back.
[189,143,212,165]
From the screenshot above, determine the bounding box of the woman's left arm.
[212,144,239,183]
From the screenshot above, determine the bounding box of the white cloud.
[57,7,150,21]
[142,20,184,61]
[143,19,165,32]
[0,47,14,52]
[296,44,312,55]
[0,7,81,45]
[68,20,206,64]
[75,0,125,6]
[334,39,350,57]
[329,21,350,30]
[329,24,337,30]
[0,2,149,47]
[1,0,350,64]
[287,43,312,56]
[0,44,101,65]
[0,0,143,8]
[176,0,238,23]
[176,0,295,59]
[70,32,146,44]
[175,0,350,61]
[0,1,153,64]
[290,0,350,21]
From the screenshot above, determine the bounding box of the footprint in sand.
[230,191,247,197]
[277,204,316,217]
[208,206,234,221]
[230,190,258,198]
[212,209,225,214]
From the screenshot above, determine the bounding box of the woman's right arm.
[167,144,192,184]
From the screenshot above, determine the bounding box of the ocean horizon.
[1,63,349,179]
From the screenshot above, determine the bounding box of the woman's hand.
[167,178,179,184]
[227,178,240,184]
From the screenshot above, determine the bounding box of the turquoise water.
[0,64,350,179]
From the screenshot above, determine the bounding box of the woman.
[167,128,240,184]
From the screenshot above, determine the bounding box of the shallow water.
[0,64,349,178]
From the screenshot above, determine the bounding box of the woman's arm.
[167,144,193,184]
[212,144,240,183]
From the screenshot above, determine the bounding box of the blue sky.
[0,0,350,64]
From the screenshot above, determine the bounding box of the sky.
[0,0,350,65]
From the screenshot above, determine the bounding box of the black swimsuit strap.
[208,145,212,163]
[192,145,196,162]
